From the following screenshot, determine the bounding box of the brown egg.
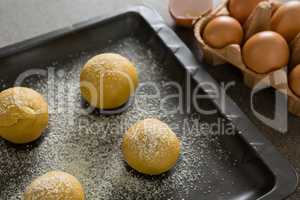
[203,16,243,49]
[289,64,300,97]
[242,31,289,74]
[271,1,300,42]
[229,0,266,24]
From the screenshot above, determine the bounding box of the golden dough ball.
[203,16,243,49]
[0,87,48,144]
[80,53,139,109]
[289,64,300,97]
[122,118,181,175]
[24,171,85,200]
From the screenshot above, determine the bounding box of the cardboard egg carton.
[194,0,300,117]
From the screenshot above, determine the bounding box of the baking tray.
[0,5,297,200]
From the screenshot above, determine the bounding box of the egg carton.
[194,0,300,117]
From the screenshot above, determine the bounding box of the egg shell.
[242,31,289,74]
[169,0,213,27]
[203,16,243,49]
[271,1,300,42]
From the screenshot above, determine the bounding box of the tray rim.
[0,4,297,200]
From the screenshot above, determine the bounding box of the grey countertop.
[0,0,169,48]
[0,0,299,199]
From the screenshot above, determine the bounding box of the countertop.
[0,0,298,199]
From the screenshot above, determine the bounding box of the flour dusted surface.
[0,37,237,200]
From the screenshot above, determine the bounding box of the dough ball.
[80,53,139,109]
[122,118,181,175]
[24,171,85,200]
[0,87,48,144]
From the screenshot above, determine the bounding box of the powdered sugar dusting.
[124,118,178,162]
[0,37,238,200]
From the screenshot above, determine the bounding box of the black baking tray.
[0,5,297,200]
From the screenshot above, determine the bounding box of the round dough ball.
[122,118,181,175]
[80,53,139,109]
[24,171,85,200]
[0,87,48,144]
[203,16,243,49]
